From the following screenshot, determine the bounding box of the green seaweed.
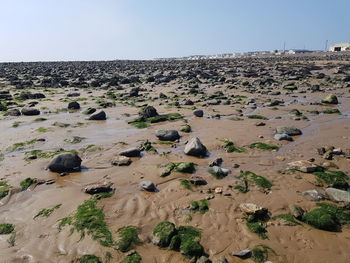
[79,255,102,263]
[221,139,245,153]
[251,245,275,263]
[119,252,142,263]
[115,226,141,252]
[0,180,11,199]
[34,204,62,219]
[191,199,209,214]
[20,177,37,191]
[247,115,268,120]
[180,179,193,191]
[0,223,14,235]
[312,170,349,190]
[249,142,279,151]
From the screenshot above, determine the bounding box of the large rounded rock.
[322,94,338,104]
[139,106,158,119]
[275,126,302,136]
[193,109,204,117]
[184,137,207,157]
[88,110,106,120]
[48,153,82,173]
[156,130,180,141]
[68,101,80,110]
[21,107,40,116]
[119,147,141,157]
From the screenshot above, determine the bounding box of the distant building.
[287,49,314,54]
[329,43,350,52]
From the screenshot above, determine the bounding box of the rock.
[83,107,96,115]
[88,110,106,120]
[301,189,325,201]
[325,188,350,203]
[111,156,132,166]
[322,94,338,104]
[152,221,176,247]
[275,126,302,136]
[196,256,211,263]
[287,160,318,173]
[213,256,228,263]
[67,101,80,109]
[83,182,113,194]
[233,249,252,259]
[184,137,207,157]
[255,122,266,126]
[209,157,223,167]
[274,133,293,141]
[21,107,40,116]
[208,166,230,178]
[47,153,82,173]
[189,175,207,186]
[139,181,157,192]
[156,130,180,141]
[119,147,141,157]
[239,203,268,217]
[4,109,21,116]
[139,105,158,119]
[289,205,305,219]
[193,109,204,117]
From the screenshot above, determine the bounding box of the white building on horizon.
[329,43,350,52]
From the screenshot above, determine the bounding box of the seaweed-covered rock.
[287,160,317,173]
[47,153,82,173]
[139,106,158,119]
[152,221,177,247]
[322,94,338,104]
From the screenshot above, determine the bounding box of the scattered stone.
[274,133,293,141]
[208,166,231,178]
[275,126,302,136]
[111,156,132,166]
[301,189,325,201]
[239,203,267,216]
[322,94,338,104]
[196,256,211,263]
[156,130,180,141]
[189,175,207,186]
[139,181,157,192]
[325,188,350,203]
[193,109,204,117]
[209,157,223,167]
[184,137,207,157]
[289,204,304,220]
[255,122,265,126]
[83,182,113,194]
[47,153,82,173]
[287,160,318,173]
[119,147,141,157]
[233,249,252,259]
[21,107,40,116]
[67,101,80,109]
[88,110,106,120]
[139,105,158,119]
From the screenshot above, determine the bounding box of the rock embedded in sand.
[47,153,82,173]
[111,156,132,166]
[67,101,80,110]
[325,188,350,203]
[193,109,204,117]
[4,109,21,116]
[184,137,207,157]
[233,249,252,259]
[155,130,180,141]
[301,189,325,201]
[139,105,158,119]
[119,147,141,157]
[275,126,302,136]
[274,133,293,141]
[139,181,157,192]
[83,182,113,195]
[287,160,318,173]
[88,110,106,120]
[189,175,207,186]
[196,256,211,263]
[152,221,177,247]
[208,166,230,178]
[239,203,267,216]
[289,204,304,220]
[322,94,338,104]
[21,107,40,116]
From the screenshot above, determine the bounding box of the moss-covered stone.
[0,223,15,234]
[312,170,349,190]
[79,254,102,263]
[249,142,279,151]
[0,180,11,199]
[20,177,37,191]
[152,221,177,247]
[119,252,142,263]
[115,226,141,252]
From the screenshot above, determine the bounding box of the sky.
[0,0,349,62]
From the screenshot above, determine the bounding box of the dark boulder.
[88,110,106,120]
[48,153,82,173]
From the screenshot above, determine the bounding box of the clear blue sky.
[0,0,349,62]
